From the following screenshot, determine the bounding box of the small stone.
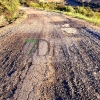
[96,93,100,99]
[93,72,97,75]
[62,24,69,28]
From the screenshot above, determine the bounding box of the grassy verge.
[28,2,100,26]
[62,12,100,26]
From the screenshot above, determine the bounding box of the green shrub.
[75,6,87,15]
[65,6,75,13]
[29,2,57,10]
[85,7,94,17]
[29,2,67,11]
[56,4,66,11]
[41,3,49,10]
[95,12,100,18]
[0,0,20,19]
[29,2,40,8]
[47,3,56,10]
[20,0,39,6]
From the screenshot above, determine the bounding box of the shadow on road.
[86,28,100,40]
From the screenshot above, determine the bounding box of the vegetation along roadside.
[0,0,100,27]
[0,0,25,28]
[28,1,100,26]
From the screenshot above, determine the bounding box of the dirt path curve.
[0,7,100,100]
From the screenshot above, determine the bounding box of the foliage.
[29,2,56,10]
[0,0,20,20]
[19,0,39,6]
[29,2,40,8]
[28,1,100,26]
[29,2,66,11]
[0,0,100,26]
[65,6,75,13]
[44,3,56,10]
[75,6,87,15]
[85,7,94,17]
[56,4,66,11]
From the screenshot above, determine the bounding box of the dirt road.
[0,7,100,100]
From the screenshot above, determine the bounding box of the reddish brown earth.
[0,7,100,100]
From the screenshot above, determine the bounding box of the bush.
[29,2,67,11]
[95,12,100,18]
[29,2,40,8]
[0,0,20,19]
[75,6,87,15]
[47,3,56,10]
[65,6,75,13]
[56,4,66,11]
[20,0,39,6]
[29,2,57,10]
[85,7,94,17]
[40,3,50,10]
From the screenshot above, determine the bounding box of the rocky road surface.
[0,7,100,100]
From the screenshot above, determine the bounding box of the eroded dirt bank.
[0,7,100,100]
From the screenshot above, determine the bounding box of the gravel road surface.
[0,7,100,100]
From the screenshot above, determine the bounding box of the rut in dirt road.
[0,7,100,100]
